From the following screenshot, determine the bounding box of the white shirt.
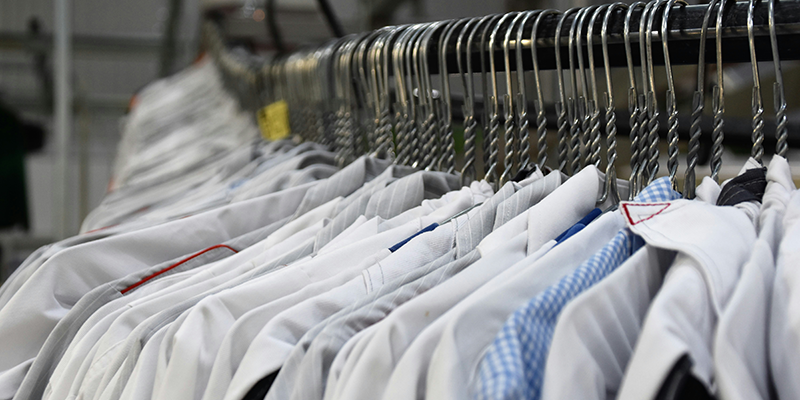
[616,198,759,400]
[0,173,325,400]
[46,155,398,400]
[89,179,486,400]
[424,211,625,400]
[540,244,674,400]
[328,232,545,400]
[378,167,618,400]
[42,215,315,400]
[768,173,800,400]
[216,201,489,400]
[70,214,336,400]
[715,156,794,400]
[323,172,566,400]
[145,184,484,400]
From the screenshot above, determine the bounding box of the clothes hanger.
[555,8,580,174]
[479,14,505,183]
[662,0,689,192]
[568,6,591,175]
[576,5,601,168]
[426,21,453,171]
[634,1,656,193]
[332,37,357,165]
[364,29,385,155]
[513,11,539,176]
[339,36,363,165]
[407,24,430,167]
[748,0,766,164]
[500,12,527,183]
[462,15,500,183]
[710,0,730,182]
[382,26,411,159]
[643,0,669,187]
[390,26,413,163]
[483,14,510,185]
[369,28,394,159]
[354,29,385,155]
[770,0,789,159]
[586,4,610,169]
[597,2,628,206]
[531,10,560,171]
[392,24,421,165]
[437,19,468,173]
[457,17,484,185]
[320,37,349,147]
[624,2,646,198]
[684,0,717,198]
[417,21,448,171]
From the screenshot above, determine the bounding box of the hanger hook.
[400,24,427,167]
[568,6,592,175]
[514,11,540,175]
[438,18,469,173]
[587,4,609,171]
[642,0,669,187]
[710,0,731,182]
[555,8,581,174]
[419,21,449,171]
[499,12,526,184]
[392,25,420,165]
[485,13,515,185]
[597,3,628,206]
[576,5,600,169]
[374,26,404,159]
[476,14,504,185]
[770,0,789,159]
[662,0,688,192]
[531,10,560,171]
[748,0,765,164]
[684,0,718,198]
[623,2,646,199]
[457,17,484,185]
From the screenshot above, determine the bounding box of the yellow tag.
[257,100,291,141]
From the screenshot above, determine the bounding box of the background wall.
[0,0,543,242]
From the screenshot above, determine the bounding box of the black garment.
[512,164,539,182]
[655,354,715,400]
[0,101,30,230]
[243,370,279,400]
[716,167,768,207]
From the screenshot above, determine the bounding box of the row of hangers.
[202,0,792,205]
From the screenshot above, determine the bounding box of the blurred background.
[0,0,798,277]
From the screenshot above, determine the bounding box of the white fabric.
[540,244,675,400]
[0,178,320,400]
[43,215,309,400]
[144,186,483,400]
[217,210,475,400]
[616,198,758,400]
[329,232,538,400]
[52,214,331,400]
[323,171,566,400]
[379,167,615,400]
[424,210,625,400]
[768,175,800,400]
[715,156,794,400]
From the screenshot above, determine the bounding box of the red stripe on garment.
[121,244,238,294]
[84,224,119,235]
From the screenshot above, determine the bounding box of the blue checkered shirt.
[474,177,680,400]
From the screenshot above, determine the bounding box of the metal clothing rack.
[204,2,800,83]
[202,0,800,202]
[434,1,800,72]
